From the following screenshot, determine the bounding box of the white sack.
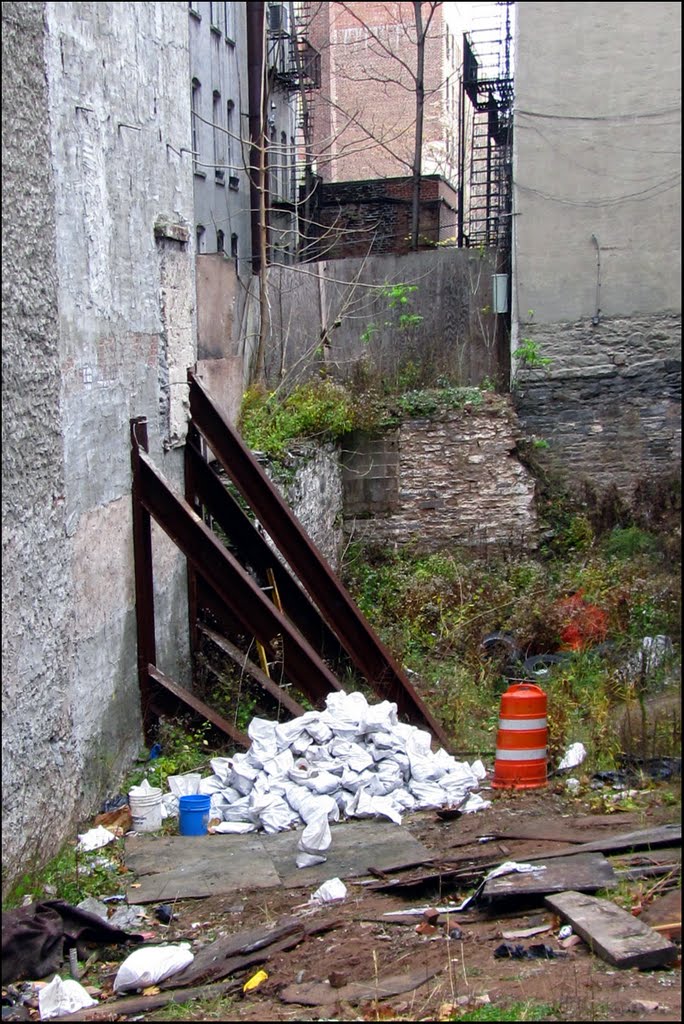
[113,944,193,992]
[39,977,97,1019]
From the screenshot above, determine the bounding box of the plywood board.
[125,821,434,903]
[546,890,678,970]
[481,853,616,903]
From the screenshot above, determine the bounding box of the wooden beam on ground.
[545,890,678,970]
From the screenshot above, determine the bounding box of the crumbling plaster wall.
[2,2,196,895]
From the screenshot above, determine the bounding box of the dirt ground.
[102,784,682,1023]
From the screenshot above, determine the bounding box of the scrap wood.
[50,977,242,1021]
[279,965,443,1006]
[545,890,678,970]
[159,915,342,989]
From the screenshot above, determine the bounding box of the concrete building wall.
[512,2,681,494]
[188,1,252,269]
[263,248,507,390]
[2,2,196,895]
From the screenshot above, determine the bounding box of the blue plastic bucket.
[178,794,211,836]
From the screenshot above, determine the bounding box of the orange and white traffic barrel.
[492,681,548,789]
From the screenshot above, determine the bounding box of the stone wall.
[341,395,538,552]
[514,314,681,495]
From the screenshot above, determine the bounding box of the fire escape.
[266,2,321,260]
[459,1,514,251]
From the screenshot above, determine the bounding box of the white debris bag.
[77,826,117,852]
[39,977,97,1019]
[557,742,587,771]
[113,944,194,992]
[161,690,489,865]
[310,878,348,904]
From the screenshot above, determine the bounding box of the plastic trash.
[38,976,97,1019]
[309,878,348,904]
[77,826,117,852]
[557,742,587,771]
[558,925,573,940]
[243,969,268,992]
[113,944,193,992]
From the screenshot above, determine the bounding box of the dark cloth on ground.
[1,899,143,985]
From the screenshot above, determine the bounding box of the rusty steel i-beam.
[187,370,452,750]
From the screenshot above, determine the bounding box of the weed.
[449,1000,560,1021]
[3,840,128,910]
[126,718,216,792]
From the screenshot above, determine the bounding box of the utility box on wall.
[493,273,509,314]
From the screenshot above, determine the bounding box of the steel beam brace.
[135,446,342,706]
[199,625,305,718]
[186,439,345,664]
[148,664,248,747]
[187,371,451,750]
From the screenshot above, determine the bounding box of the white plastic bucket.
[129,787,163,832]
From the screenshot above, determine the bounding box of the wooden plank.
[546,890,678,970]
[51,979,242,1021]
[481,826,606,845]
[280,966,443,1006]
[481,853,616,903]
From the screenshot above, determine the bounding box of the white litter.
[557,742,587,771]
[484,861,547,881]
[38,977,97,1019]
[162,691,489,865]
[113,944,193,992]
[77,826,117,852]
[309,878,348,903]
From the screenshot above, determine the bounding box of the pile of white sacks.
[162,690,490,868]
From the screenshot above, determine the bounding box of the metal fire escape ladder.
[187,370,452,750]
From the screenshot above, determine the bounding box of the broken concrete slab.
[545,890,678,970]
[481,853,616,904]
[125,820,434,903]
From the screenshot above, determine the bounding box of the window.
[290,136,296,201]
[196,224,206,253]
[226,99,235,174]
[231,233,238,272]
[188,1,200,16]
[209,2,221,30]
[213,90,224,180]
[280,131,287,200]
[224,2,236,42]
[216,229,225,252]
[191,78,201,169]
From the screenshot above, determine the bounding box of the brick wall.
[310,2,452,184]
[341,395,538,552]
[304,174,458,259]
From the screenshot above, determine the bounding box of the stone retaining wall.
[341,395,538,552]
[514,314,681,496]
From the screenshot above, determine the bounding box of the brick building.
[303,173,459,260]
[306,1,462,184]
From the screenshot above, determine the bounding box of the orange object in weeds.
[492,682,548,790]
[556,591,608,651]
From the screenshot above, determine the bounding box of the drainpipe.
[247,2,266,275]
